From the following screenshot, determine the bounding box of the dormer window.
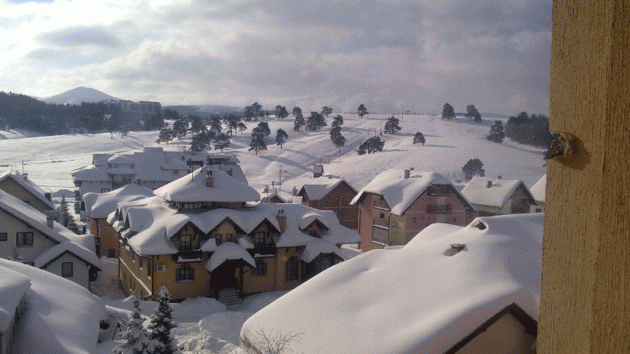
[308,229,320,237]
[180,235,192,251]
[254,232,265,247]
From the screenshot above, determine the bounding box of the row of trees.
[0,92,165,135]
[486,112,550,148]
[442,103,482,122]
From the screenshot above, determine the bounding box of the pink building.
[350,169,476,252]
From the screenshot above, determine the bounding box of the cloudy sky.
[0,0,551,114]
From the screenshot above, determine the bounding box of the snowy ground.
[1,114,545,352]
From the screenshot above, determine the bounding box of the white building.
[529,175,546,213]
[461,177,537,216]
[72,147,244,197]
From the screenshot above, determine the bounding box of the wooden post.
[539,0,630,353]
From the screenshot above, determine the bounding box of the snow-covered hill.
[41,86,120,104]
[0,114,545,192]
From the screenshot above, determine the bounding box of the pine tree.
[249,131,267,155]
[332,115,343,128]
[465,105,482,122]
[413,132,425,145]
[462,158,485,180]
[188,116,206,134]
[487,120,505,143]
[237,122,247,134]
[306,112,326,131]
[275,129,288,148]
[257,122,271,137]
[275,106,289,120]
[214,133,230,152]
[113,292,155,354]
[57,196,73,228]
[293,112,305,131]
[147,287,178,354]
[190,131,213,152]
[156,128,173,144]
[357,104,368,118]
[321,106,333,117]
[442,103,455,120]
[330,126,346,154]
[209,117,222,134]
[171,119,188,139]
[358,136,384,155]
[384,116,401,134]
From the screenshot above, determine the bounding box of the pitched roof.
[0,190,101,269]
[83,184,155,219]
[153,166,260,203]
[113,199,359,256]
[0,168,54,210]
[461,177,534,208]
[0,265,30,332]
[241,213,543,354]
[206,243,256,272]
[296,175,356,201]
[529,175,546,203]
[350,169,455,215]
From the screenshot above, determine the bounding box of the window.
[285,257,299,281]
[380,213,385,219]
[308,229,319,237]
[225,234,235,243]
[254,232,265,248]
[180,235,192,251]
[108,249,115,258]
[62,262,73,278]
[147,261,152,277]
[426,204,452,214]
[215,234,222,246]
[139,257,143,268]
[176,264,194,281]
[16,232,33,247]
[0,232,7,241]
[101,188,110,193]
[253,259,267,276]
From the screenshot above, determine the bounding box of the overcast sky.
[0,0,551,114]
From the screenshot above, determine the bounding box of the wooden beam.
[539,0,630,352]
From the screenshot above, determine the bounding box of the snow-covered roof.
[107,153,134,164]
[206,243,256,272]
[113,199,359,256]
[0,168,54,210]
[241,213,543,354]
[0,190,100,269]
[300,238,345,263]
[295,175,356,201]
[34,240,102,270]
[350,169,457,215]
[0,265,30,333]
[0,259,106,353]
[84,184,154,219]
[461,177,531,208]
[72,164,110,182]
[530,175,546,203]
[153,166,260,203]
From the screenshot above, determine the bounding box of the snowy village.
[2,1,625,354]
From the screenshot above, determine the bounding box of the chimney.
[486,180,493,188]
[313,164,324,178]
[23,173,28,181]
[404,169,411,179]
[276,209,287,233]
[45,211,56,229]
[45,192,52,201]
[205,170,214,187]
[448,243,466,256]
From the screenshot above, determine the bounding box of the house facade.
[0,169,54,214]
[113,166,359,302]
[72,147,244,198]
[461,177,537,216]
[351,169,476,252]
[297,176,359,230]
[529,175,545,213]
[0,190,100,288]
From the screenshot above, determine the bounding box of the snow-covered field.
[0,114,546,352]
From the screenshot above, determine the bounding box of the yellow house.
[113,166,359,302]
[0,169,54,214]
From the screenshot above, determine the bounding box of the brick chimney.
[276,209,287,233]
[205,170,214,187]
[45,211,56,229]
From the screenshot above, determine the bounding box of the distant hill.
[163,105,242,118]
[42,87,120,105]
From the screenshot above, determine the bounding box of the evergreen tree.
[321,106,333,117]
[147,287,178,354]
[275,106,289,120]
[462,158,485,180]
[358,136,384,155]
[442,103,455,120]
[209,116,222,134]
[57,196,74,228]
[292,106,302,117]
[330,125,346,154]
[249,131,267,155]
[190,131,213,152]
[487,120,505,143]
[413,132,425,145]
[113,292,154,354]
[357,104,368,118]
[244,102,263,122]
[275,129,288,148]
[156,128,173,144]
[171,119,188,140]
[293,112,305,131]
[384,116,401,134]
[306,112,326,131]
[214,133,230,152]
[224,114,240,136]
[332,115,343,128]
[256,122,271,137]
[465,105,482,122]
[237,121,247,134]
[188,116,206,135]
